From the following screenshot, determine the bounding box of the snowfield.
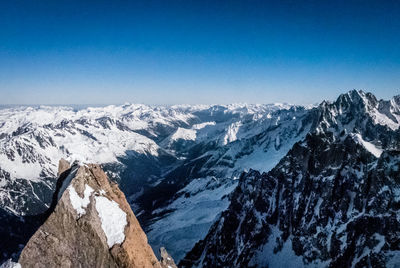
[95,195,127,248]
[68,184,94,217]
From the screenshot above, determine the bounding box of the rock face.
[182,90,400,267]
[18,161,163,268]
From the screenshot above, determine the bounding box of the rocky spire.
[17,160,174,268]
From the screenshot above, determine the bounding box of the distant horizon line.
[0,102,304,108]
[1,89,399,108]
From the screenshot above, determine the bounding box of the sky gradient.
[1,0,400,105]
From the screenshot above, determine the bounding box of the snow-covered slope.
[0,104,195,217]
[182,90,400,267]
[144,105,317,261]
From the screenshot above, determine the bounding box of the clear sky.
[1,0,400,105]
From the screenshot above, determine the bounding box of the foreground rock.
[17,161,172,268]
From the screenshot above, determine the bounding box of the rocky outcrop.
[17,161,169,268]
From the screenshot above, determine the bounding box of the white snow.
[352,134,383,158]
[68,184,94,217]
[170,122,216,142]
[171,128,197,141]
[192,121,216,130]
[147,176,238,262]
[371,107,400,130]
[0,259,21,268]
[0,103,306,217]
[0,153,43,181]
[95,196,127,248]
[223,122,242,145]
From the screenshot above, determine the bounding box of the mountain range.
[1,90,400,267]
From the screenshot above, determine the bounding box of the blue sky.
[1,0,400,105]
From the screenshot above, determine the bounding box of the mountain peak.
[17,161,172,268]
[336,89,376,109]
[318,90,400,132]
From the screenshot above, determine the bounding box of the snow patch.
[223,122,242,145]
[147,176,238,262]
[68,184,94,217]
[352,134,383,158]
[170,122,216,141]
[0,260,21,268]
[192,121,216,129]
[171,128,197,141]
[95,196,127,248]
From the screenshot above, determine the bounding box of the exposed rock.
[160,247,177,268]
[57,158,70,177]
[18,162,163,268]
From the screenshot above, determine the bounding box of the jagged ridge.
[181,90,400,267]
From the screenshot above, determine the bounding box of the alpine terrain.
[0,102,310,262]
[181,90,400,267]
[1,90,400,267]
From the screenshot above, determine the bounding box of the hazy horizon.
[0,89,399,109]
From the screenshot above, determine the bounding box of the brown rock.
[19,163,162,268]
[57,158,70,177]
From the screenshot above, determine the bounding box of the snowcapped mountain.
[2,90,400,266]
[181,90,400,267]
[0,102,307,262]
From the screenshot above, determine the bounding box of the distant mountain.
[2,90,400,266]
[181,90,400,267]
[0,102,307,262]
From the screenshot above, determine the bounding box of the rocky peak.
[181,93,400,267]
[392,95,400,107]
[313,90,400,155]
[16,160,174,268]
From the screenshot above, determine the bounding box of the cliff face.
[17,160,165,268]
